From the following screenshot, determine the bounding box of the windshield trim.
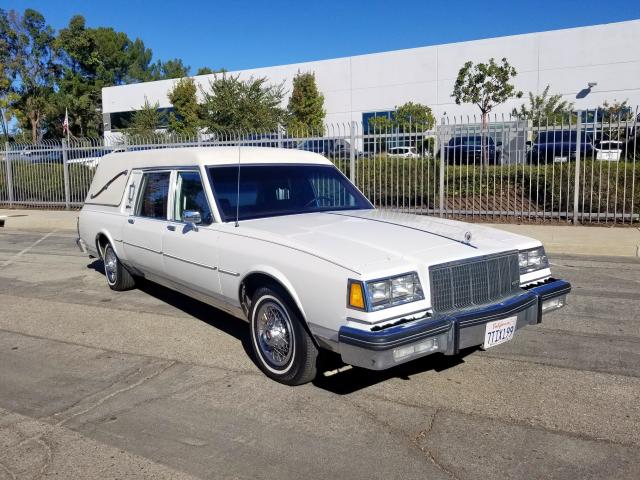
[206,163,373,223]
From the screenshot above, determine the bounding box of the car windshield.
[208,164,372,221]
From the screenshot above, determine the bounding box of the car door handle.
[166,225,176,231]
[128,218,135,224]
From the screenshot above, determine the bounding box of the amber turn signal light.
[349,281,365,309]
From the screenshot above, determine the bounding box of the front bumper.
[338,278,571,370]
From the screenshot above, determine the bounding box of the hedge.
[0,162,95,204]
[345,157,640,217]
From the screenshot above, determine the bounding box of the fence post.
[4,142,14,207]
[62,139,71,210]
[572,111,582,224]
[438,124,445,217]
[349,121,356,183]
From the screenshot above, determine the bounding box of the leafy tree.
[167,77,200,136]
[600,99,633,122]
[150,58,190,80]
[395,102,435,130]
[286,71,325,134]
[125,37,154,82]
[366,115,394,133]
[50,14,178,137]
[512,84,574,125]
[196,67,214,75]
[127,97,162,136]
[0,9,16,140]
[200,73,286,132]
[452,57,522,163]
[452,57,522,121]
[9,8,59,143]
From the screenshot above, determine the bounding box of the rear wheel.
[249,286,318,385]
[103,243,136,291]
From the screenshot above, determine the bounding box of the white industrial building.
[102,19,640,134]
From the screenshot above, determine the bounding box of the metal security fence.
[1,109,638,225]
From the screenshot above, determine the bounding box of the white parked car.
[387,146,420,158]
[595,140,623,161]
[77,147,571,385]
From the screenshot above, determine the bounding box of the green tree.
[452,57,522,163]
[366,115,394,133]
[50,14,172,137]
[200,73,286,132]
[286,71,325,134]
[394,102,435,130]
[127,97,162,137]
[600,99,633,122]
[9,8,59,143]
[0,9,16,140]
[452,57,522,123]
[150,58,190,80]
[196,66,214,75]
[167,77,200,136]
[513,85,574,125]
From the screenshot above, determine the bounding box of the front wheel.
[249,287,318,385]
[103,243,136,291]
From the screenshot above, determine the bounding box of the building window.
[108,107,175,131]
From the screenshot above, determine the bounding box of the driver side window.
[173,171,213,225]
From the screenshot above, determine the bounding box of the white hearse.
[77,147,571,385]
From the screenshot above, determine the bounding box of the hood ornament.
[464,231,473,244]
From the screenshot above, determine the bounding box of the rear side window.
[136,172,171,219]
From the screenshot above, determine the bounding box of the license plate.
[553,156,567,163]
[483,316,517,349]
[597,151,619,161]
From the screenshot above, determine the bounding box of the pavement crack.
[0,460,17,480]
[53,360,176,428]
[32,436,53,480]
[413,409,461,480]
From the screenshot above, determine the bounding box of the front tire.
[102,243,136,291]
[249,287,318,385]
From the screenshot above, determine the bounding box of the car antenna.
[235,144,241,228]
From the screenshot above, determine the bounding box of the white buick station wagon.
[77,147,571,385]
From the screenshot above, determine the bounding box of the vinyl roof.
[102,146,331,168]
[85,147,332,206]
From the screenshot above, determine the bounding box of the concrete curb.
[1,209,638,258]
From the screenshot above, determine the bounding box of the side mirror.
[183,210,202,231]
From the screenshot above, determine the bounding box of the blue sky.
[6,0,640,72]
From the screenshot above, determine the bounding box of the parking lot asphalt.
[0,229,639,479]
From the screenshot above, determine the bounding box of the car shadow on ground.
[313,348,477,394]
[87,259,254,360]
[89,258,479,394]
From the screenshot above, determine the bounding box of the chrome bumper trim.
[338,278,571,371]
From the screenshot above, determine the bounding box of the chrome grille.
[429,252,520,312]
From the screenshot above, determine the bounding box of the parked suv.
[527,131,595,164]
[442,136,501,165]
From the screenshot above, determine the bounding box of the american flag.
[62,108,69,135]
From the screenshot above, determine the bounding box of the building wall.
[102,20,640,132]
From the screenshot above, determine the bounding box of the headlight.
[518,246,549,274]
[348,272,424,311]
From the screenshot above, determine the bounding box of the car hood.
[234,209,540,274]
